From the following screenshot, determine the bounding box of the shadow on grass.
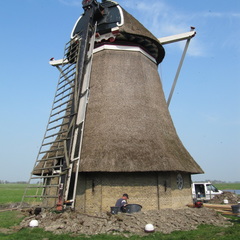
[227,215,240,224]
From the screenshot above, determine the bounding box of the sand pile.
[208,192,240,204]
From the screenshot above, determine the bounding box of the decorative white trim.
[50,45,157,66]
[71,5,124,39]
[116,5,124,26]
[71,15,82,39]
[158,30,196,45]
[93,44,157,63]
[95,27,119,42]
[49,58,69,66]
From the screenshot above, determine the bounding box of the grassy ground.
[214,183,240,191]
[0,184,41,205]
[0,184,240,239]
[0,184,27,204]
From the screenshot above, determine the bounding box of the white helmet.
[29,219,39,227]
[145,223,155,232]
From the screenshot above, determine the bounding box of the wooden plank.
[215,209,239,216]
[203,203,232,210]
[187,203,240,216]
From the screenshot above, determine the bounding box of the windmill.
[22,0,203,212]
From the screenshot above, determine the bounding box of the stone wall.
[75,172,192,213]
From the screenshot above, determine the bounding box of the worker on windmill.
[115,193,129,212]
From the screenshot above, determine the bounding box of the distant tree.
[17,181,27,184]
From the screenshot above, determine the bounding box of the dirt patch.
[20,207,232,236]
[208,192,240,204]
[0,202,30,212]
[0,227,14,234]
[0,225,23,234]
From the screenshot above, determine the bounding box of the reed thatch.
[79,48,203,174]
[78,4,203,174]
[115,8,165,64]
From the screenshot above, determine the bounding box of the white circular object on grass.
[29,219,39,227]
[145,223,154,232]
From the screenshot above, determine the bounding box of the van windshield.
[206,184,218,192]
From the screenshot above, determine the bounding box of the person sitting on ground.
[115,193,129,212]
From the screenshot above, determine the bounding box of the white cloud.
[201,11,240,18]
[232,13,240,18]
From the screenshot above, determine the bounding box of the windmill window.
[176,173,184,190]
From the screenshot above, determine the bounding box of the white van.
[192,182,223,201]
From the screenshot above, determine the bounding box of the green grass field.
[0,184,42,205]
[214,183,240,191]
[0,184,27,204]
[0,184,240,239]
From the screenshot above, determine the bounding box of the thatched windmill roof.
[114,8,165,64]
[79,49,203,174]
[78,3,203,174]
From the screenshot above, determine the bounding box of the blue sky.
[0,0,239,182]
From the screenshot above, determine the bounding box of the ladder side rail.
[70,24,97,209]
[27,184,59,188]
[62,9,97,208]
[61,23,94,207]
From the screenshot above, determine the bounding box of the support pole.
[167,38,191,107]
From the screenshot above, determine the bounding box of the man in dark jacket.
[115,193,129,212]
